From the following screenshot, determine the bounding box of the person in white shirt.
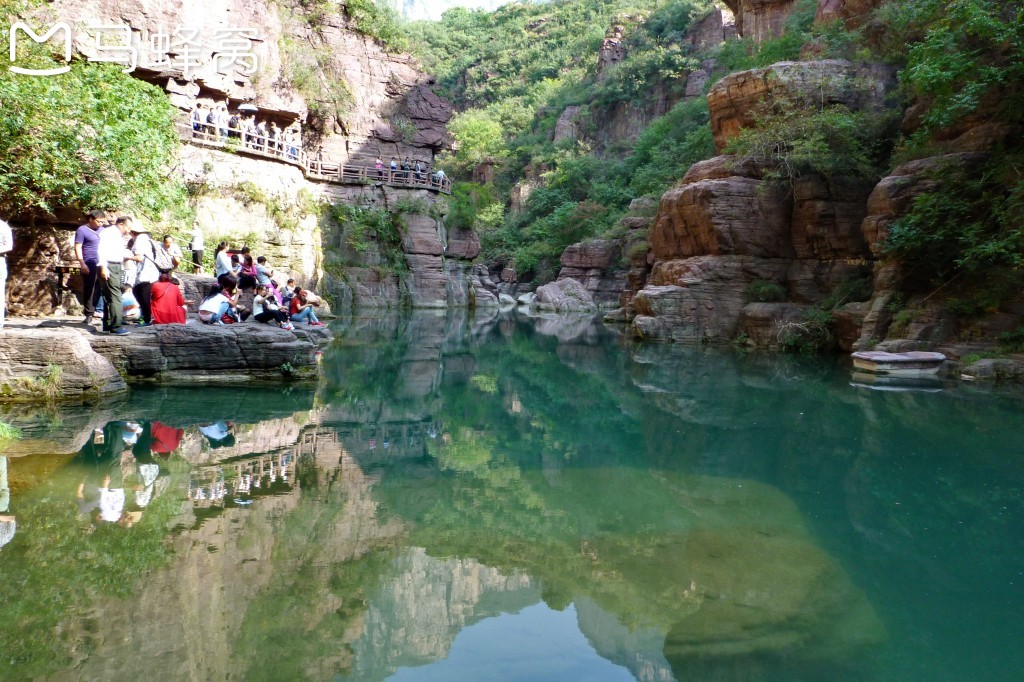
[189,223,205,273]
[214,241,232,278]
[128,224,160,325]
[0,219,12,331]
[96,215,132,335]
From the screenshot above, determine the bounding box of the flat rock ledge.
[0,323,332,401]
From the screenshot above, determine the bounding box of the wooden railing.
[178,123,453,195]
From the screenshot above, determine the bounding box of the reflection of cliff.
[346,548,538,680]
[51,429,406,681]
[574,597,675,682]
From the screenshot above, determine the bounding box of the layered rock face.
[50,0,452,161]
[628,61,890,344]
[815,0,883,27]
[721,0,796,42]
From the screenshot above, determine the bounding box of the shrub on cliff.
[0,61,186,221]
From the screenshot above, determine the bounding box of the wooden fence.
[178,123,453,195]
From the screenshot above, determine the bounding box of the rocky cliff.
[4,0,483,315]
[605,59,891,345]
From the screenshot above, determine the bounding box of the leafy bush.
[725,92,898,186]
[877,0,1023,136]
[343,0,409,51]
[0,61,186,220]
[999,328,1024,353]
[882,157,1024,289]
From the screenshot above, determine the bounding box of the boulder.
[650,158,793,260]
[0,328,126,401]
[560,240,621,269]
[517,292,536,306]
[553,106,584,143]
[533,278,598,313]
[961,358,1024,383]
[498,293,517,306]
[632,256,790,342]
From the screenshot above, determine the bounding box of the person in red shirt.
[150,269,192,324]
[288,287,322,326]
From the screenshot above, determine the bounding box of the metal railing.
[178,123,453,195]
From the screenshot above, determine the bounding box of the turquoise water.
[1,310,1023,681]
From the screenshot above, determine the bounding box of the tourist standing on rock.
[129,222,160,325]
[0,218,12,331]
[189,223,204,274]
[74,209,106,324]
[97,216,132,335]
[214,241,231,278]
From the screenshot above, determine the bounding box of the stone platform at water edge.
[850,350,946,377]
[0,320,332,401]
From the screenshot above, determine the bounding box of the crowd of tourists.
[190,102,449,187]
[72,209,324,335]
[191,103,302,160]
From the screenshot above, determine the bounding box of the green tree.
[0,61,186,221]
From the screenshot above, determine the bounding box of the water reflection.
[1,309,1023,681]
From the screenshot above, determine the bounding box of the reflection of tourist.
[0,457,16,551]
[149,422,184,455]
[77,451,148,527]
[200,422,235,449]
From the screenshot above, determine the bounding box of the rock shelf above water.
[0,322,332,402]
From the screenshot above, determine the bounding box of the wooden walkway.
[178,123,453,195]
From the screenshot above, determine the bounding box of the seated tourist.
[253,284,293,329]
[238,254,259,291]
[289,288,323,326]
[255,256,282,303]
[150,269,192,324]
[198,278,245,325]
[280,278,297,307]
[122,287,141,322]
